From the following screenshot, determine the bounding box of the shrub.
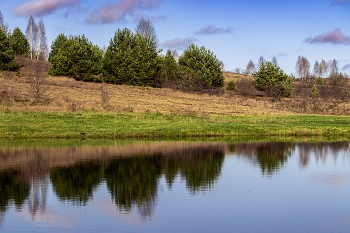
[178,44,224,89]
[253,61,293,99]
[310,84,320,98]
[316,77,323,85]
[226,80,236,91]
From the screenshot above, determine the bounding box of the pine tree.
[178,44,224,88]
[103,28,159,86]
[49,35,102,80]
[0,29,18,71]
[9,27,30,56]
[48,33,68,62]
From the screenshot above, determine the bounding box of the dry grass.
[1,57,350,116]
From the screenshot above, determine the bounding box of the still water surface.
[0,141,349,233]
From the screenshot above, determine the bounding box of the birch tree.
[0,11,9,33]
[319,59,328,78]
[313,61,320,77]
[26,15,38,59]
[296,56,310,82]
[257,56,266,69]
[37,18,48,60]
[245,60,255,76]
[272,56,278,67]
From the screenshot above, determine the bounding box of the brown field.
[1,57,349,116]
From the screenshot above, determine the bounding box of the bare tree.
[258,56,266,68]
[0,11,9,33]
[26,15,38,59]
[296,56,310,82]
[272,56,278,67]
[245,60,255,75]
[29,61,47,102]
[319,59,328,78]
[234,68,241,74]
[136,17,157,43]
[37,18,48,60]
[313,61,320,77]
[220,61,225,72]
[171,49,179,61]
[330,59,338,76]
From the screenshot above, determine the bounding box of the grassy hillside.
[1,57,349,116]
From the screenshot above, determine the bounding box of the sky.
[1,0,349,74]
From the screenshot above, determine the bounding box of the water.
[0,141,349,233]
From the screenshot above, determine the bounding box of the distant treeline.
[0,12,224,90]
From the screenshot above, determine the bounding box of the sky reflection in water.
[0,141,349,233]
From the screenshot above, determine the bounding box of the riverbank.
[1,110,349,139]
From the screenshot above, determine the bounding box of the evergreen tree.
[178,44,224,88]
[48,33,68,62]
[103,28,159,86]
[154,50,179,87]
[9,27,29,56]
[253,61,293,98]
[49,35,102,80]
[0,29,18,71]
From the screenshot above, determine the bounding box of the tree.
[135,17,157,43]
[272,56,278,67]
[313,61,320,77]
[103,28,159,86]
[178,44,224,88]
[258,56,266,68]
[9,27,29,56]
[295,56,310,82]
[48,33,68,62]
[0,29,18,71]
[319,59,328,78]
[245,60,255,75]
[49,35,102,80]
[37,19,48,60]
[253,61,293,99]
[0,11,9,34]
[155,50,179,87]
[171,49,179,61]
[330,59,338,76]
[26,15,38,59]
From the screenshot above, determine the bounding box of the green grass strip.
[0,109,350,139]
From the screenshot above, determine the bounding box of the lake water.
[0,141,349,233]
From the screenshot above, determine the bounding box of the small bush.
[310,84,320,98]
[316,77,323,85]
[226,80,236,91]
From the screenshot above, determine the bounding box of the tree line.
[48,18,224,89]
[0,12,224,90]
[0,11,48,71]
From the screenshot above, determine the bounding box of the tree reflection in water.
[0,170,30,214]
[255,143,293,176]
[47,145,225,219]
[0,141,349,223]
[50,162,103,205]
[105,156,162,220]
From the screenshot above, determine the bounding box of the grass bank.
[1,110,350,140]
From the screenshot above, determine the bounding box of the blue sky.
[1,0,350,74]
